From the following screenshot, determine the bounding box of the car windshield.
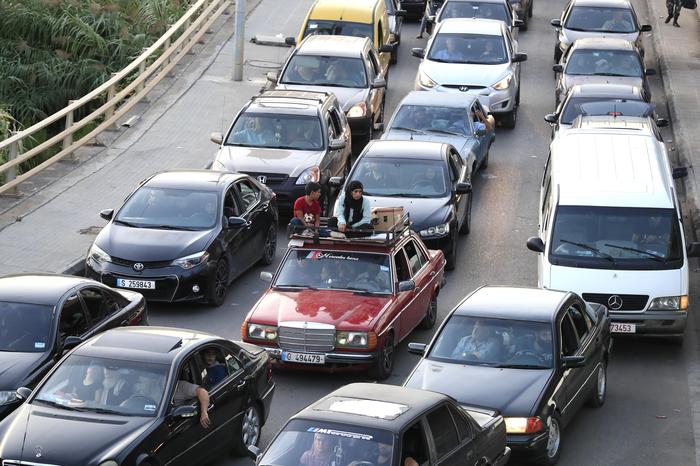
[226,113,324,150]
[303,20,374,41]
[565,50,642,77]
[275,250,392,294]
[115,187,219,230]
[428,33,508,64]
[280,55,367,88]
[259,419,395,466]
[429,315,554,368]
[390,104,472,136]
[352,157,450,197]
[34,355,169,417]
[560,97,648,124]
[439,1,511,24]
[565,6,637,33]
[0,302,53,353]
[550,206,683,269]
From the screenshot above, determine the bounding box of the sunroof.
[315,396,410,420]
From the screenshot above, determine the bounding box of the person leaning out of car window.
[174,377,211,428]
[329,180,373,237]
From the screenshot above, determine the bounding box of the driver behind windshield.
[602,10,632,31]
[451,319,501,362]
[432,36,467,62]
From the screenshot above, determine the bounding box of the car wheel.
[500,107,517,129]
[258,223,277,266]
[587,362,607,408]
[542,415,562,464]
[419,295,438,329]
[371,332,395,380]
[207,258,229,307]
[233,402,262,456]
[445,232,457,270]
[459,193,472,235]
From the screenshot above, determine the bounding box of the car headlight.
[171,251,210,270]
[418,71,437,89]
[504,417,543,434]
[420,223,450,237]
[492,74,513,90]
[211,159,228,171]
[346,102,367,118]
[89,244,111,264]
[0,390,19,406]
[648,295,688,311]
[247,323,278,341]
[98,461,119,466]
[336,331,369,347]
[295,166,320,185]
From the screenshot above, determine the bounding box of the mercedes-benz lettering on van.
[526,128,700,340]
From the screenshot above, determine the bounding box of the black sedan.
[0,326,275,466]
[404,285,612,464]
[85,170,279,306]
[332,140,472,270]
[0,274,146,420]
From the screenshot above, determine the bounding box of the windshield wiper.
[559,239,615,262]
[390,126,426,135]
[595,72,636,77]
[494,363,549,369]
[604,243,665,262]
[141,225,197,231]
[344,286,387,296]
[33,399,81,411]
[273,285,304,291]
[426,128,464,136]
[72,406,125,415]
[113,219,139,227]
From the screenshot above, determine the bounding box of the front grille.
[443,84,487,91]
[241,172,289,185]
[3,461,62,466]
[583,293,649,311]
[278,323,335,352]
[110,256,173,269]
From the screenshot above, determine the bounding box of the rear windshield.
[565,50,642,77]
[227,113,324,150]
[438,1,511,24]
[303,20,374,41]
[281,55,367,88]
[390,104,472,136]
[565,6,637,33]
[351,157,450,198]
[560,97,648,124]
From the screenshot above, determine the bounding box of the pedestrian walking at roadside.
[665,0,682,27]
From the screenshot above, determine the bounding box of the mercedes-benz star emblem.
[257,175,267,184]
[607,295,623,310]
[459,86,469,92]
[35,446,42,458]
[133,262,144,272]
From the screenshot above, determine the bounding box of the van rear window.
[304,20,374,41]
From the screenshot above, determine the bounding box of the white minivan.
[527,126,700,341]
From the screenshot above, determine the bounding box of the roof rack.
[288,213,412,247]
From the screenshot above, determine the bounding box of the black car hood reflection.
[406,359,553,416]
[365,196,452,232]
[0,351,46,390]
[0,404,154,465]
[97,223,215,262]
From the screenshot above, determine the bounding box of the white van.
[527,127,700,341]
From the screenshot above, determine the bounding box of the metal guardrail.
[0,0,232,195]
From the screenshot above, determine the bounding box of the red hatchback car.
[241,219,446,379]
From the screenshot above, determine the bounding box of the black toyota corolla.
[0,326,275,466]
[85,170,278,306]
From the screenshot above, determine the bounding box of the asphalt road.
[148,1,698,464]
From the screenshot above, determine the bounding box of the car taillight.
[504,417,544,434]
[127,310,144,326]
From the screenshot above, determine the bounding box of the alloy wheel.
[242,405,261,448]
[547,417,561,460]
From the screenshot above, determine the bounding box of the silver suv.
[210,90,352,214]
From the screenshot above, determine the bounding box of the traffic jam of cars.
[0,0,698,465]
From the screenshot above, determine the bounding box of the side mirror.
[227,216,248,228]
[284,37,296,46]
[672,166,688,179]
[62,336,83,352]
[687,242,700,258]
[16,387,31,400]
[544,113,558,124]
[247,445,262,461]
[407,342,427,355]
[550,19,562,28]
[265,71,279,84]
[379,43,398,53]
[398,280,416,292]
[561,355,586,369]
[100,209,114,221]
[371,77,387,89]
[640,24,652,32]
[210,131,223,145]
[514,19,525,28]
[260,271,273,282]
[552,64,563,73]
[645,68,657,76]
[526,236,545,253]
[329,138,346,150]
[411,48,425,59]
[455,181,472,194]
[172,405,198,419]
[655,117,669,128]
[512,52,528,63]
[396,9,407,17]
[329,176,344,187]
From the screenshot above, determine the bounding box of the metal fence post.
[232,0,246,81]
[63,100,78,161]
[5,134,20,195]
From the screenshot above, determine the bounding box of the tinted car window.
[565,6,636,33]
[394,249,412,282]
[79,288,119,325]
[560,97,648,124]
[560,314,579,356]
[0,302,53,352]
[448,404,474,441]
[428,33,507,65]
[404,240,426,275]
[303,20,374,41]
[116,187,219,230]
[236,180,260,212]
[282,55,367,88]
[427,405,460,458]
[440,1,510,23]
[199,346,231,391]
[227,113,324,151]
[59,294,89,341]
[391,104,472,136]
[568,304,590,339]
[565,50,642,77]
[352,157,449,197]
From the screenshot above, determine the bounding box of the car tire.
[500,107,517,129]
[445,232,458,270]
[233,402,262,457]
[540,414,562,465]
[419,295,438,329]
[207,258,229,307]
[459,193,472,235]
[371,332,395,380]
[258,223,277,266]
[587,361,607,408]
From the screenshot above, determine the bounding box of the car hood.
[96,223,214,262]
[405,359,553,416]
[561,29,640,47]
[250,289,391,329]
[364,195,452,231]
[564,74,642,90]
[420,61,511,87]
[0,352,46,390]
[547,265,683,298]
[382,130,470,156]
[276,84,369,111]
[0,404,154,465]
[215,146,326,178]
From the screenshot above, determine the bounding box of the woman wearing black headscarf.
[329,180,373,237]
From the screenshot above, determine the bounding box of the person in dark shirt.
[203,348,228,388]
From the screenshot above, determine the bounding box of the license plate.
[282,351,325,364]
[116,278,155,289]
[611,322,636,333]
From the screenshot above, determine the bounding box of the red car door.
[393,248,415,341]
[404,239,433,330]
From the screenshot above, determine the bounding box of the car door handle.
[236,380,247,390]
[414,286,421,293]
[430,271,436,277]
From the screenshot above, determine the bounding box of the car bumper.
[348,115,372,139]
[507,431,549,455]
[420,233,452,254]
[413,84,516,113]
[494,447,512,466]
[610,310,687,336]
[252,345,375,372]
[85,257,217,303]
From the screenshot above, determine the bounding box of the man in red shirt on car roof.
[288,182,322,237]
